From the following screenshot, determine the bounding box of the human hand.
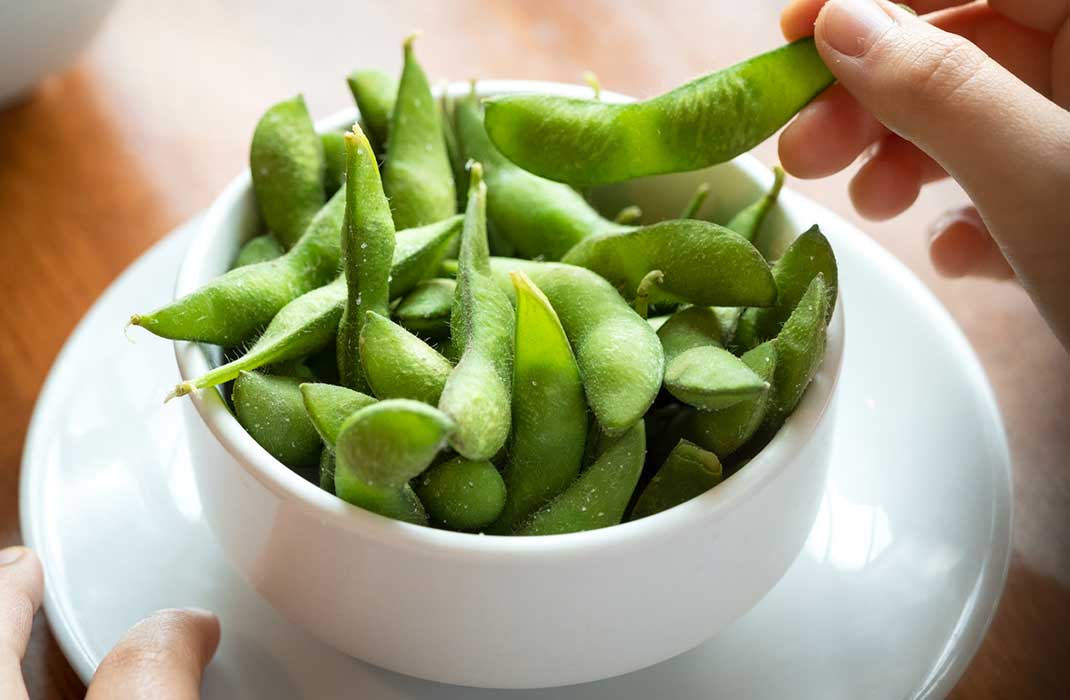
[1,546,219,700]
[779,0,1070,348]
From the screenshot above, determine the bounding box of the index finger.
[780,0,971,40]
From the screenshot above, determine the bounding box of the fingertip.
[848,136,923,221]
[779,85,885,179]
[928,208,1014,279]
[781,0,827,41]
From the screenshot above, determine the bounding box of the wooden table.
[3,1,1066,697]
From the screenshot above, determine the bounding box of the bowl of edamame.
[142,39,845,689]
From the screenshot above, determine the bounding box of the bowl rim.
[173,79,846,556]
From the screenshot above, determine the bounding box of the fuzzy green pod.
[299,382,377,447]
[382,35,456,229]
[725,165,785,242]
[438,164,515,460]
[517,420,646,536]
[658,306,767,411]
[454,87,626,260]
[360,311,452,404]
[394,278,455,338]
[765,274,829,430]
[319,448,336,493]
[250,95,326,247]
[630,439,723,520]
[735,225,838,349]
[486,257,664,436]
[337,126,396,391]
[561,219,776,308]
[233,234,284,269]
[133,188,345,346]
[232,371,321,474]
[684,340,777,457]
[171,219,460,397]
[321,131,347,195]
[347,69,397,156]
[484,39,833,185]
[490,271,587,533]
[415,457,507,531]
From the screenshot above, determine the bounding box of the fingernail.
[0,546,26,566]
[182,607,217,620]
[820,0,896,57]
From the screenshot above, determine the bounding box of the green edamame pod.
[684,340,777,457]
[319,448,336,493]
[232,234,284,269]
[336,399,453,489]
[359,311,452,404]
[394,278,455,338]
[133,188,345,346]
[299,382,377,447]
[171,220,459,397]
[438,164,515,460]
[321,131,347,195]
[680,183,711,220]
[347,69,397,156]
[658,306,767,411]
[382,35,456,230]
[454,87,626,260]
[439,91,469,206]
[725,165,784,242]
[232,371,321,475]
[561,219,776,308]
[337,126,396,391]
[629,439,723,520]
[484,38,833,185]
[517,420,646,536]
[765,274,829,430]
[489,271,587,533]
[735,225,837,349]
[250,95,326,248]
[415,457,506,531]
[486,257,664,435]
[712,306,743,345]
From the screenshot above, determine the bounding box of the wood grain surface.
[2,1,1066,697]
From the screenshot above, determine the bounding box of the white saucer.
[21,209,1011,699]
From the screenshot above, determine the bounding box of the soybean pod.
[347,69,397,156]
[416,457,507,531]
[437,163,515,460]
[359,311,452,404]
[232,234,284,269]
[484,39,833,185]
[393,278,455,338]
[726,165,785,242]
[233,371,322,476]
[629,439,722,520]
[337,125,395,391]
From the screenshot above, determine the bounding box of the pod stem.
[680,182,711,219]
[614,205,643,225]
[403,30,422,52]
[634,269,665,319]
[164,382,194,404]
[582,71,602,100]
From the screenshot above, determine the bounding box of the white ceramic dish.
[20,213,1010,698]
[173,81,844,688]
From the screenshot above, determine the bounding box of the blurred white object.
[0,0,117,106]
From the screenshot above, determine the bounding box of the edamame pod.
[382,35,456,229]
[337,126,395,390]
[347,69,397,156]
[684,340,777,457]
[233,371,321,475]
[299,382,377,447]
[360,311,452,404]
[394,278,455,338]
[416,457,506,531]
[486,257,664,435]
[489,271,587,533]
[336,399,453,490]
[764,275,829,430]
[680,183,711,220]
[171,219,460,397]
[517,420,646,536]
[133,188,345,346]
[658,306,767,411]
[454,87,626,260]
[438,164,514,459]
[232,234,284,269]
[484,38,833,185]
[735,225,837,349]
[250,95,326,247]
[725,165,784,242]
[321,131,347,195]
[561,219,776,307]
[319,448,336,492]
[629,439,722,520]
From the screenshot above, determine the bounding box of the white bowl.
[175,81,845,689]
[0,1,116,106]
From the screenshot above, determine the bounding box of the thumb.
[812,0,1068,228]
